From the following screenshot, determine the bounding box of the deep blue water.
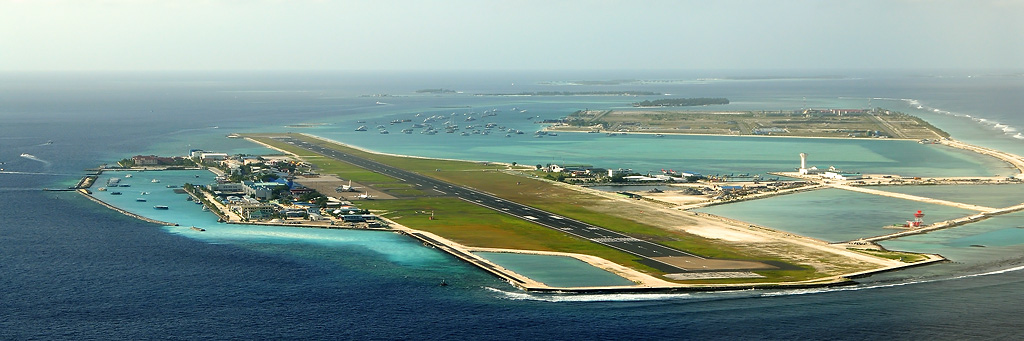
[3,71,1024,339]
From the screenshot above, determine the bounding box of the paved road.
[276,137,699,272]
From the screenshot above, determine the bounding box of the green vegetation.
[633,97,730,107]
[244,133,878,283]
[850,248,931,263]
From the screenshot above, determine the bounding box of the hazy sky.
[2,0,1022,71]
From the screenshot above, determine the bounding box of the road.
[275,137,700,272]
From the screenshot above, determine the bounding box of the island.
[632,97,730,107]
[552,107,949,139]
[70,107,1024,293]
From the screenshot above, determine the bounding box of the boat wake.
[0,170,70,176]
[18,154,52,167]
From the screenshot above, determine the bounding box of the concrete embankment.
[855,202,1024,243]
[77,189,179,226]
[830,184,997,212]
[941,139,1024,177]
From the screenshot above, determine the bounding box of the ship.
[190,226,206,232]
[355,126,368,131]
[136,198,147,202]
[153,205,169,210]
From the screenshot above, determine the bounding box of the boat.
[141,192,149,195]
[166,185,178,188]
[97,187,107,191]
[125,174,133,178]
[110,191,122,195]
[439,279,448,287]
[136,198,147,202]
[20,153,33,157]
[190,226,206,232]
[153,205,169,210]
[151,179,160,183]
[355,125,368,131]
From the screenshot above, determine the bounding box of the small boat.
[125,174,133,178]
[439,279,448,287]
[190,226,206,232]
[355,125,368,131]
[140,192,149,195]
[97,187,107,191]
[151,179,160,183]
[136,198,147,202]
[153,205,169,210]
[110,191,122,195]
[166,185,178,188]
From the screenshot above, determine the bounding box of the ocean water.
[3,71,1024,339]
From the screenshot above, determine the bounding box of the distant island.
[477,91,664,96]
[416,88,459,94]
[632,97,730,107]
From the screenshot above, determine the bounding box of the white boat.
[355,126,368,131]
[153,205,169,210]
[125,174,133,178]
[151,179,160,183]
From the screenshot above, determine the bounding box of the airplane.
[356,191,373,200]
[336,180,360,192]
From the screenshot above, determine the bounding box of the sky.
[1,0,1022,72]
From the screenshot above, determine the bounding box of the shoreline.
[73,123,1024,293]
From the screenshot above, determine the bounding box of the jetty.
[829,184,997,212]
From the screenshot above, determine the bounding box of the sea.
[3,70,1024,340]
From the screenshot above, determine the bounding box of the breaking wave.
[902,99,1022,138]
[484,287,695,302]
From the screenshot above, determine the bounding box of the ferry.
[153,205,169,210]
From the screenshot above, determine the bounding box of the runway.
[274,136,702,272]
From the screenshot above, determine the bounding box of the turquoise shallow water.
[864,184,1024,208]
[8,72,1024,339]
[93,170,453,267]
[695,188,978,242]
[474,252,635,287]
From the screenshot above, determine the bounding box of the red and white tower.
[908,210,925,227]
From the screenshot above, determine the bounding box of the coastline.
[72,122,1024,293]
